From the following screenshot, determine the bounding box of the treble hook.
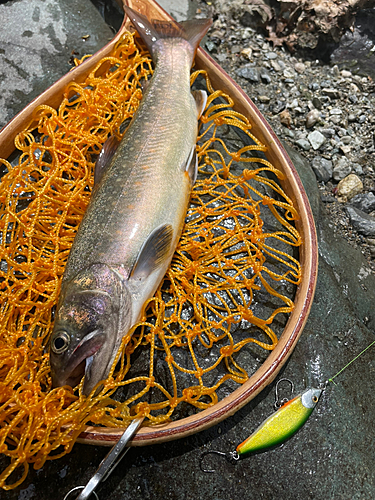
[200,450,240,473]
[274,378,294,410]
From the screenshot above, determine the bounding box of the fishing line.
[327,338,375,386]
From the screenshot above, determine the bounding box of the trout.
[49,7,212,395]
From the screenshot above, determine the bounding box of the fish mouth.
[53,330,105,390]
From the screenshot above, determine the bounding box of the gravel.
[196,0,375,272]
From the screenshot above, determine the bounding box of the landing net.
[0,31,301,489]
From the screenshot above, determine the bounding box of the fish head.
[50,265,131,395]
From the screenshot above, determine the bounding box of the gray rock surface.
[308,130,325,150]
[2,1,375,499]
[311,156,333,182]
[0,0,114,129]
[346,206,375,236]
[333,156,352,181]
[350,192,375,213]
[235,64,259,82]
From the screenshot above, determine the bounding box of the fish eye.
[312,395,318,403]
[51,331,70,354]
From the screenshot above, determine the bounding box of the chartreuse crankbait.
[201,338,375,472]
[200,382,322,472]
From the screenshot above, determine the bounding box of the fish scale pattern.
[0,32,301,489]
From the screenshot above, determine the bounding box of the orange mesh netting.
[0,31,302,489]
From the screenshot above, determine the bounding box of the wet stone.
[306,109,321,128]
[312,96,323,109]
[294,62,306,74]
[350,192,375,213]
[270,100,286,114]
[311,156,333,182]
[258,95,270,103]
[346,206,375,236]
[308,130,326,150]
[279,109,292,127]
[295,138,311,151]
[270,60,281,72]
[321,88,341,99]
[236,64,259,82]
[337,174,363,202]
[265,51,278,60]
[259,68,271,83]
[0,0,114,128]
[333,156,351,181]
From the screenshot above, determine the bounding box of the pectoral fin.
[130,224,173,280]
[184,145,198,185]
[94,135,120,185]
[192,89,207,118]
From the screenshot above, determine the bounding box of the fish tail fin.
[124,6,212,63]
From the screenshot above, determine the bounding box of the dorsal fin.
[130,224,173,280]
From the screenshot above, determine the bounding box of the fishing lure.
[201,338,375,472]
[201,380,322,472]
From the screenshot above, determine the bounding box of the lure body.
[236,387,322,456]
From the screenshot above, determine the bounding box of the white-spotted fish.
[49,7,212,395]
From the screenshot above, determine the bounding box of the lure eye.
[51,331,70,354]
[312,395,318,403]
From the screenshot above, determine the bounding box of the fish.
[49,7,212,396]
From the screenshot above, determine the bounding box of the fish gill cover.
[0,31,301,489]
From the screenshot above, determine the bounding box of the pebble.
[308,130,326,150]
[320,128,336,138]
[259,68,271,83]
[312,97,323,109]
[208,10,375,258]
[258,95,270,103]
[311,156,333,182]
[241,48,252,59]
[350,192,375,213]
[332,65,340,77]
[294,62,306,74]
[271,60,281,72]
[279,109,292,127]
[306,109,321,128]
[333,156,351,181]
[346,206,375,236]
[339,145,351,155]
[337,174,363,201]
[205,41,216,52]
[321,88,340,99]
[283,69,295,79]
[295,138,311,151]
[236,65,259,82]
[270,100,286,114]
[341,136,351,144]
[349,83,360,93]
